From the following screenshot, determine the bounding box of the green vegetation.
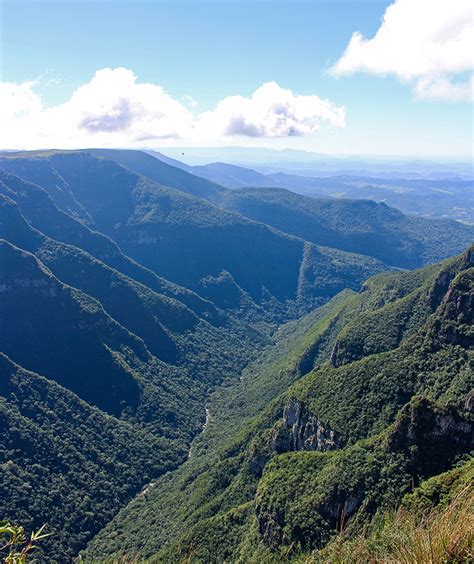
[0,155,387,325]
[0,150,471,561]
[0,352,185,559]
[217,186,474,268]
[254,398,472,556]
[1,520,50,563]
[305,463,473,564]
[78,291,361,560]
[85,246,473,561]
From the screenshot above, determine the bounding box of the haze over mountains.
[153,147,474,177]
[148,148,474,224]
[0,148,472,560]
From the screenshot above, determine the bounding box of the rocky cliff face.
[256,397,473,552]
[269,397,342,454]
[425,266,473,349]
[246,397,342,479]
[428,245,473,313]
[388,397,474,480]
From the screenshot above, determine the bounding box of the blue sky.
[1,0,473,158]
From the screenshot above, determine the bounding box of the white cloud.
[413,74,474,102]
[330,0,474,101]
[0,69,344,150]
[181,94,199,109]
[0,80,43,126]
[198,81,345,137]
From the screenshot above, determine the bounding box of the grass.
[305,484,473,564]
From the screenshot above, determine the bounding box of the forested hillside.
[85,246,473,561]
[0,149,471,561]
[0,163,267,556]
[88,148,226,201]
[216,187,474,268]
[0,227,261,557]
[180,158,474,224]
[0,153,388,323]
[0,353,182,560]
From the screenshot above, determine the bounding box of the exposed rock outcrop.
[387,397,474,480]
[256,397,473,552]
[429,244,473,311]
[246,398,342,480]
[425,266,473,349]
[269,397,342,454]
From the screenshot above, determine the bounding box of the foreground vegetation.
[306,464,473,564]
[0,521,50,563]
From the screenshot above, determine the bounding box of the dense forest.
[0,149,472,561]
[180,159,474,225]
[86,245,473,562]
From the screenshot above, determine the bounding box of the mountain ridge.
[1,149,472,561]
[0,153,390,323]
[83,245,473,561]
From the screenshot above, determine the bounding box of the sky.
[1,0,473,158]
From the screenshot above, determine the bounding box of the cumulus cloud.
[330,0,474,101]
[198,81,345,137]
[0,69,344,149]
[71,68,193,138]
[0,68,195,149]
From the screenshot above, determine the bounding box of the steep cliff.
[85,246,474,561]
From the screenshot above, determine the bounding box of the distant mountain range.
[145,150,474,224]
[0,148,472,560]
[150,146,474,177]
